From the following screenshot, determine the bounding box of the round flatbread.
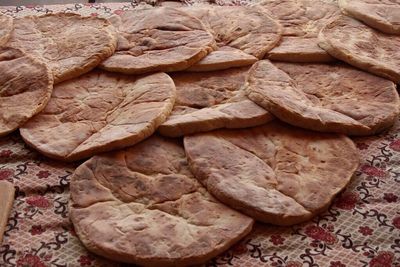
[319,15,400,83]
[0,47,53,137]
[184,122,359,225]
[7,13,117,84]
[339,0,400,35]
[0,14,13,46]
[182,5,281,71]
[158,67,273,137]
[245,60,399,135]
[99,7,216,74]
[260,0,339,62]
[20,71,176,161]
[69,135,254,266]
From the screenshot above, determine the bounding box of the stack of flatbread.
[0,0,399,265]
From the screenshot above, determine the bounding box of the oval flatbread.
[100,7,216,74]
[260,0,339,62]
[160,1,186,7]
[158,67,273,137]
[0,47,53,137]
[69,135,254,266]
[187,46,257,72]
[7,13,117,84]
[0,14,13,46]
[339,0,400,35]
[20,70,176,161]
[183,5,281,71]
[184,122,359,225]
[319,15,400,82]
[245,60,399,135]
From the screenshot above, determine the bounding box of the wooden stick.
[0,181,15,245]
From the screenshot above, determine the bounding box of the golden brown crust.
[187,47,258,72]
[184,5,282,58]
[182,5,282,70]
[69,135,254,266]
[0,47,54,137]
[267,37,335,62]
[245,60,399,135]
[172,67,250,108]
[160,0,186,7]
[339,0,400,35]
[158,67,273,137]
[7,13,117,84]
[100,7,216,74]
[184,122,359,225]
[318,15,400,83]
[158,100,273,137]
[0,14,13,46]
[260,0,340,62]
[20,71,176,161]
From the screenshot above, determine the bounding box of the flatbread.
[99,7,216,74]
[0,47,53,137]
[339,0,400,35]
[184,122,359,225]
[183,6,281,71]
[171,67,250,109]
[0,14,13,46]
[160,0,186,7]
[187,46,257,72]
[266,37,334,62]
[159,100,273,137]
[20,71,176,161]
[7,13,117,84]
[260,0,339,62]
[69,135,253,266]
[158,67,273,137]
[319,15,400,82]
[245,60,399,135]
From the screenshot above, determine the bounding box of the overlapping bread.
[100,7,216,74]
[245,60,399,135]
[184,122,359,225]
[0,47,53,137]
[20,70,176,161]
[159,67,272,137]
[69,135,254,266]
[338,0,400,35]
[7,13,117,83]
[183,5,282,71]
[260,0,339,62]
[318,15,400,83]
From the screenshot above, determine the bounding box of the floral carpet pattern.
[0,1,399,267]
